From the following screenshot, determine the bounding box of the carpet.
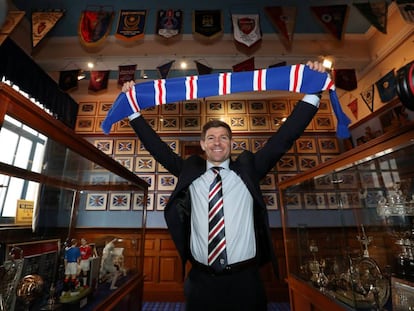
[142,302,290,311]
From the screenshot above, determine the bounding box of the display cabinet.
[0,82,148,310]
[278,122,414,311]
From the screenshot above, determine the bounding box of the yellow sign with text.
[15,199,34,224]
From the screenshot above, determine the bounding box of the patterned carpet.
[142,302,290,311]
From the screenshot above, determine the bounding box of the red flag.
[347,98,358,119]
[264,6,296,51]
[79,9,114,47]
[89,70,110,92]
[232,57,255,72]
[310,5,349,40]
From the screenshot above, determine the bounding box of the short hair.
[201,120,232,140]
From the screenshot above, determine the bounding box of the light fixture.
[87,61,94,69]
[180,61,187,69]
[140,70,148,79]
[322,58,333,70]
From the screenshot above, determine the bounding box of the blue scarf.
[102,64,351,138]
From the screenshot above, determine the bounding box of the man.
[62,238,81,294]
[118,61,326,310]
[79,238,92,287]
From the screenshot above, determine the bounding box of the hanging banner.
[333,69,357,91]
[195,61,213,75]
[0,11,25,45]
[79,9,114,47]
[193,10,223,40]
[360,84,375,112]
[89,70,110,92]
[59,69,80,92]
[232,57,255,72]
[375,69,397,103]
[118,64,137,86]
[32,9,65,48]
[310,5,349,40]
[353,1,388,34]
[264,6,297,51]
[396,0,414,23]
[156,9,183,39]
[232,14,261,47]
[157,60,175,79]
[115,10,146,42]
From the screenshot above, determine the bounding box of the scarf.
[101,64,351,138]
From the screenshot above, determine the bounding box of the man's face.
[200,126,232,165]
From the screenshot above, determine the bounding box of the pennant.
[88,70,110,92]
[310,5,349,40]
[269,61,287,68]
[0,11,25,45]
[353,1,388,34]
[59,69,80,92]
[0,0,7,28]
[232,14,262,47]
[396,0,414,23]
[115,10,146,42]
[157,60,175,79]
[347,98,358,119]
[118,64,137,87]
[156,9,183,39]
[360,85,375,112]
[333,69,357,91]
[375,70,397,102]
[193,10,223,40]
[232,57,254,72]
[264,6,297,51]
[195,61,213,75]
[31,10,65,48]
[79,9,114,47]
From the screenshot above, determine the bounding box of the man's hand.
[122,80,135,93]
[306,61,326,73]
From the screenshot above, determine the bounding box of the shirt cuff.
[128,112,141,121]
[302,94,321,108]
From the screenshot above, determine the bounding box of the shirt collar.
[206,158,230,171]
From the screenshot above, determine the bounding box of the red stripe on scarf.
[128,89,140,111]
[293,65,300,92]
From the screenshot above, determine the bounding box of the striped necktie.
[208,167,228,272]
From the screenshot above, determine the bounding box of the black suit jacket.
[130,100,318,276]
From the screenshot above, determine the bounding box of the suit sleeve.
[130,116,183,177]
[253,100,318,178]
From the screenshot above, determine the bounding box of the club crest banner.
[310,5,349,40]
[59,69,80,92]
[396,0,414,23]
[89,70,110,92]
[79,9,114,47]
[118,64,137,86]
[353,1,388,34]
[115,10,146,42]
[32,10,65,48]
[193,10,223,40]
[375,69,397,102]
[232,14,261,47]
[264,6,297,51]
[0,11,25,45]
[360,84,375,112]
[156,9,183,39]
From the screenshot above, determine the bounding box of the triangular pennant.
[193,10,223,40]
[88,70,110,92]
[195,61,213,75]
[157,60,175,79]
[310,5,349,40]
[360,84,375,112]
[0,11,25,45]
[32,10,65,48]
[79,9,114,47]
[375,69,397,102]
[333,69,357,91]
[396,0,414,24]
[118,64,137,86]
[232,57,255,72]
[347,98,358,120]
[59,69,80,92]
[115,10,146,42]
[232,14,262,47]
[353,1,388,34]
[156,9,183,39]
[264,6,296,51]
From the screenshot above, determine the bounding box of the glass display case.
[278,122,414,311]
[0,82,148,310]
